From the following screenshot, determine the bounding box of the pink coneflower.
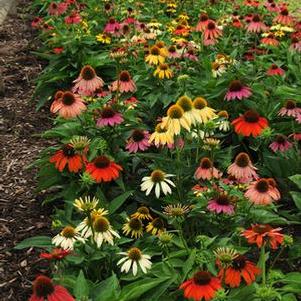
[261,33,279,46]
[274,8,294,26]
[96,106,124,127]
[278,100,301,118]
[289,38,301,52]
[50,91,86,119]
[104,17,121,33]
[246,15,268,33]
[245,178,280,205]
[227,152,258,182]
[73,65,104,96]
[110,71,136,93]
[296,114,301,124]
[64,11,81,24]
[126,129,150,153]
[225,80,252,101]
[267,64,285,76]
[204,21,222,40]
[269,134,293,152]
[48,2,68,16]
[168,45,181,58]
[195,13,210,32]
[183,48,198,61]
[29,275,74,301]
[194,157,222,180]
[207,193,235,215]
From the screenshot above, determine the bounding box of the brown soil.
[0,1,53,300]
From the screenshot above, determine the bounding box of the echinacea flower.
[214,247,239,269]
[96,106,124,127]
[196,13,210,32]
[40,248,71,261]
[146,217,165,235]
[194,157,222,180]
[180,271,221,301]
[168,45,181,58]
[49,144,85,173]
[192,97,217,123]
[117,247,152,276]
[273,8,294,26]
[73,196,99,213]
[141,169,175,198]
[149,123,174,147]
[92,216,120,247]
[261,33,279,46]
[72,65,104,96]
[48,2,68,16]
[218,255,261,288]
[232,110,268,137]
[207,193,235,215]
[104,17,120,33]
[50,91,86,119]
[145,45,165,65]
[245,178,280,205]
[52,226,85,250]
[64,11,81,25]
[227,152,258,182]
[242,224,284,249]
[122,217,144,238]
[278,100,301,118]
[246,14,268,33]
[269,134,293,152]
[29,275,74,301]
[131,206,153,221]
[110,71,136,93]
[204,21,222,40]
[126,129,150,153]
[216,110,230,131]
[177,95,203,125]
[85,156,122,183]
[290,37,301,52]
[153,63,173,79]
[163,204,190,217]
[267,64,285,76]
[224,80,252,101]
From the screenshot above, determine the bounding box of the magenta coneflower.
[96,106,124,127]
[194,157,222,180]
[104,17,121,33]
[246,15,268,33]
[267,64,285,76]
[274,8,294,26]
[290,38,301,52]
[261,33,279,46]
[225,80,252,101]
[278,100,301,118]
[110,71,136,93]
[227,152,258,182]
[73,65,104,96]
[195,13,210,32]
[207,193,235,215]
[30,275,74,301]
[204,21,222,40]
[269,134,293,152]
[126,129,150,153]
[245,178,280,205]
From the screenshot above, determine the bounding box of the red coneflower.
[194,157,222,180]
[64,11,82,24]
[110,71,136,93]
[278,100,301,118]
[30,275,74,301]
[50,91,86,119]
[180,271,221,301]
[48,2,68,16]
[49,144,85,173]
[225,80,252,101]
[246,14,268,33]
[267,64,285,76]
[242,224,284,249]
[40,248,71,260]
[218,255,261,287]
[261,33,279,46]
[31,17,43,28]
[274,8,294,26]
[231,110,268,137]
[86,155,122,183]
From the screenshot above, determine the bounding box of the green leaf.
[182,249,196,281]
[290,191,301,210]
[109,191,134,213]
[93,274,120,301]
[289,174,301,189]
[74,270,89,299]
[281,294,297,301]
[228,284,256,301]
[14,236,52,250]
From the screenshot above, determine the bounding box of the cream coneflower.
[192,97,217,123]
[73,65,104,96]
[149,123,174,147]
[146,217,165,235]
[214,247,239,268]
[177,95,202,125]
[117,247,152,276]
[131,206,153,221]
[110,71,136,93]
[216,110,230,131]
[161,104,191,135]
[93,216,120,247]
[153,63,173,79]
[73,196,99,213]
[122,217,144,238]
[52,226,85,250]
[141,169,175,198]
[194,157,222,180]
[145,45,165,65]
[163,204,190,217]
[227,152,258,182]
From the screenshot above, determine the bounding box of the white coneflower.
[141,169,175,198]
[93,216,120,247]
[73,196,99,212]
[117,247,152,276]
[52,226,85,250]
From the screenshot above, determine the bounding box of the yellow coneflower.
[192,97,217,123]
[131,206,153,221]
[161,104,191,135]
[149,123,174,147]
[145,46,165,65]
[176,95,202,125]
[155,41,169,57]
[73,196,99,213]
[146,218,165,236]
[154,63,173,79]
[96,33,111,44]
[122,217,144,238]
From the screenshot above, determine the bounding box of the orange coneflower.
[231,110,268,137]
[85,156,122,183]
[204,21,222,40]
[196,13,210,32]
[246,14,268,33]
[110,71,136,93]
[274,8,294,26]
[242,224,284,249]
[49,144,85,173]
[194,157,222,180]
[261,33,279,46]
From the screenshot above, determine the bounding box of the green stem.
[260,244,266,285]
[270,246,284,270]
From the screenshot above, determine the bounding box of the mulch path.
[0,1,53,300]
